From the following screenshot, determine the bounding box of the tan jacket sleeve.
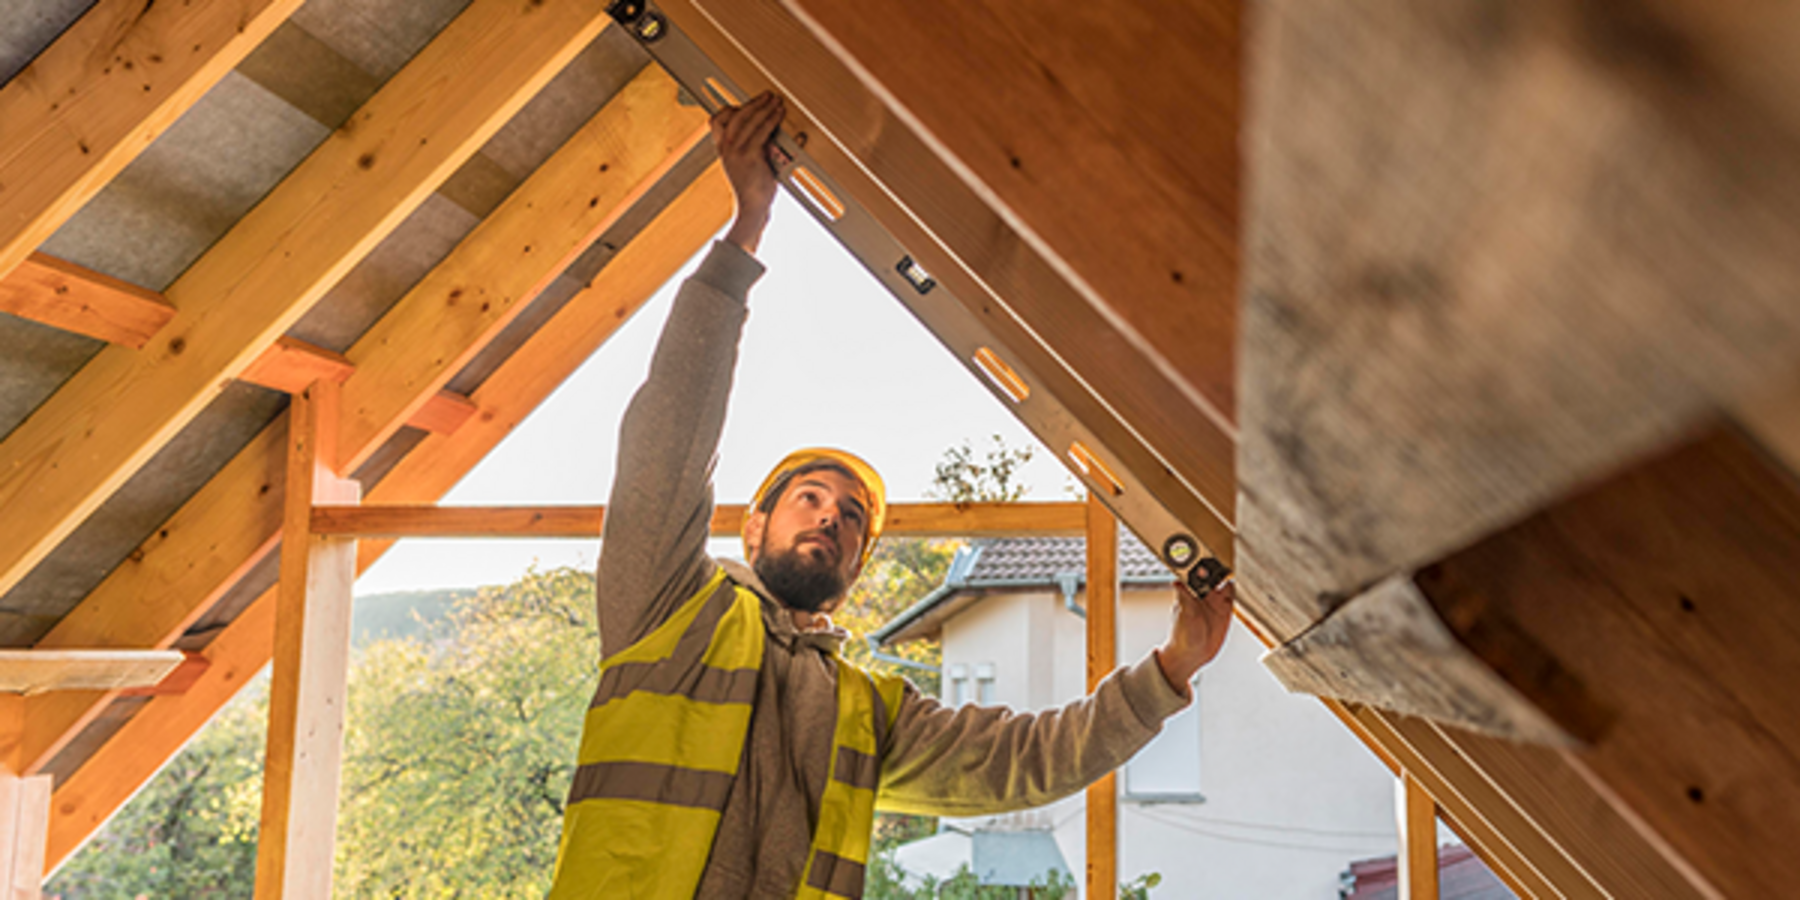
[875,652,1191,817]
[594,241,763,660]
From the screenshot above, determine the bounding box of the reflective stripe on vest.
[548,567,909,899]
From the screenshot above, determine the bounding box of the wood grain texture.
[0,0,304,282]
[0,652,184,695]
[337,64,708,471]
[238,337,481,436]
[1084,497,1118,900]
[0,0,612,602]
[659,0,1245,632]
[1398,774,1440,900]
[1237,0,1800,630]
[254,381,358,900]
[1414,428,1800,899]
[0,774,49,900]
[781,0,1239,423]
[41,164,731,872]
[1262,576,1582,745]
[0,255,174,348]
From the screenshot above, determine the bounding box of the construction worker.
[547,92,1236,899]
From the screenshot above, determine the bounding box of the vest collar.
[718,558,848,656]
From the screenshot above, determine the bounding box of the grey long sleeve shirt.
[593,240,1189,897]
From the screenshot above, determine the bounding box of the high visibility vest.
[548,568,907,899]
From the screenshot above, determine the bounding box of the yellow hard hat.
[747,448,887,569]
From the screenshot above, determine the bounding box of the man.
[548,92,1236,899]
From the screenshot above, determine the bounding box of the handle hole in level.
[973,347,1029,403]
[791,166,845,221]
[702,77,741,109]
[1068,441,1124,497]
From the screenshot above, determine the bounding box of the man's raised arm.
[594,93,786,658]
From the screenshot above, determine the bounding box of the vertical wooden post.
[255,381,359,900]
[1398,772,1440,900]
[1085,495,1119,900]
[0,772,49,900]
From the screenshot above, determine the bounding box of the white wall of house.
[933,585,1400,899]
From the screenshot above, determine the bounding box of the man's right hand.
[711,91,786,255]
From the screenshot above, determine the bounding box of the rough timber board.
[1409,428,1800,899]
[0,651,182,694]
[1237,0,1800,628]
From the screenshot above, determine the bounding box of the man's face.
[748,469,869,614]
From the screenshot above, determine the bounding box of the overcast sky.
[355,192,1074,595]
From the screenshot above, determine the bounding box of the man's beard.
[754,537,847,614]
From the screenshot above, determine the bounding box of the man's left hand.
[1155,580,1235,697]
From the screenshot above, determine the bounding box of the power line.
[1128,808,1395,857]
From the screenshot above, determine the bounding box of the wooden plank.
[1236,0,1800,631]
[115,652,210,698]
[0,255,175,348]
[310,501,1086,538]
[778,0,1239,422]
[0,775,50,900]
[654,0,1254,631]
[238,337,482,436]
[1407,428,1800,899]
[41,164,731,872]
[336,64,709,471]
[1084,496,1118,900]
[0,0,613,602]
[0,0,304,282]
[17,13,678,777]
[255,380,358,900]
[1398,773,1440,900]
[0,651,184,695]
[1263,577,1582,745]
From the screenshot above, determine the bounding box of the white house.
[873,535,1410,899]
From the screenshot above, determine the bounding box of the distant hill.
[350,587,478,647]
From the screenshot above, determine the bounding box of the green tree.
[926,436,1036,505]
[47,676,266,899]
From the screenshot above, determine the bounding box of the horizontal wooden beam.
[311,501,1087,539]
[0,651,184,695]
[0,255,175,348]
[43,163,733,875]
[0,0,303,282]
[238,336,480,436]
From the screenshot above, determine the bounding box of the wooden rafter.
[17,61,699,779]
[310,502,1086,539]
[0,0,304,282]
[42,163,734,873]
[0,255,175,349]
[238,336,481,437]
[0,0,615,601]
[781,0,1240,423]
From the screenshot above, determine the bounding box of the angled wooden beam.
[337,65,708,472]
[0,651,184,695]
[42,165,733,873]
[15,59,688,778]
[0,255,175,348]
[238,336,484,437]
[255,380,358,900]
[781,0,1238,422]
[0,0,304,282]
[309,501,1087,539]
[1398,773,1440,900]
[1084,496,1118,900]
[0,0,614,602]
